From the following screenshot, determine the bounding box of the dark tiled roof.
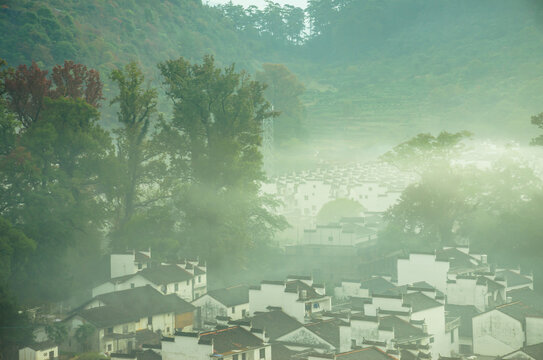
[26,341,57,351]
[445,304,480,337]
[399,350,417,360]
[496,269,532,287]
[270,343,299,360]
[78,306,138,328]
[519,342,543,359]
[207,285,249,307]
[139,265,193,285]
[136,329,161,347]
[250,310,302,340]
[360,277,396,294]
[137,350,161,360]
[193,266,206,275]
[83,286,194,326]
[336,347,398,360]
[435,248,481,271]
[403,292,442,313]
[379,316,427,341]
[304,318,347,348]
[285,280,324,300]
[199,326,264,355]
[495,301,543,322]
[507,287,543,312]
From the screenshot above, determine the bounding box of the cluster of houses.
[22,244,543,360]
[261,161,417,241]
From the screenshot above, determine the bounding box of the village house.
[19,342,58,360]
[446,273,506,312]
[249,276,331,323]
[472,301,543,357]
[110,250,152,278]
[273,317,351,354]
[444,304,480,355]
[192,285,250,328]
[496,268,534,292]
[94,253,206,301]
[397,246,490,294]
[63,286,195,355]
[160,326,271,360]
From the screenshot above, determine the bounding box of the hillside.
[2,0,543,159]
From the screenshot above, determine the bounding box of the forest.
[2,0,543,359]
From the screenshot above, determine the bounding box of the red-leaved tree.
[4,60,104,129]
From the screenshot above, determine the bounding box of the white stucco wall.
[446,278,487,311]
[111,254,138,278]
[350,318,379,346]
[473,310,524,356]
[19,346,58,360]
[161,336,211,360]
[397,253,450,293]
[249,284,305,322]
[526,316,543,346]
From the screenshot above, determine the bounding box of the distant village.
[21,160,543,360]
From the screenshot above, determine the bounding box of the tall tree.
[109,63,158,230]
[256,63,306,146]
[1,60,111,303]
[158,55,286,267]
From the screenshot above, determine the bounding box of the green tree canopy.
[317,198,364,225]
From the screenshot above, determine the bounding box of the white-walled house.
[161,326,271,360]
[334,276,396,300]
[93,264,196,301]
[496,268,534,292]
[472,301,543,357]
[274,318,351,353]
[397,247,489,293]
[110,250,151,278]
[63,286,195,355]
[249,276,331,323]
[192,285,249,328]
[19,342,58,360]
[446,274,506,312]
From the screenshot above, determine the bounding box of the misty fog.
[2,1,543,360]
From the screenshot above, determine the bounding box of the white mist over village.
[3,1,543,360]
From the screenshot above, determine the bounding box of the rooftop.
[199,326,265,355]
[206,284,249,307]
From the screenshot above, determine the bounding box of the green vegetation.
[317,198,364,225]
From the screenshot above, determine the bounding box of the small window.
[138,263,142,270]
[107,327,113,334]
[232,306,236,313]
[186,280,190,285]
[130,283,135,289]
[328,236,333,242]
[107,344,112,351]
[167,327,170,333]
[451,330,455,343]
[259,348,266,359]
[198,276,201,283]
[148,316,153,325]
[242,309,246,317]
[44,353,48,357]
[233,355,239,360]
[174,283,179,291]
[242,353,246,360]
